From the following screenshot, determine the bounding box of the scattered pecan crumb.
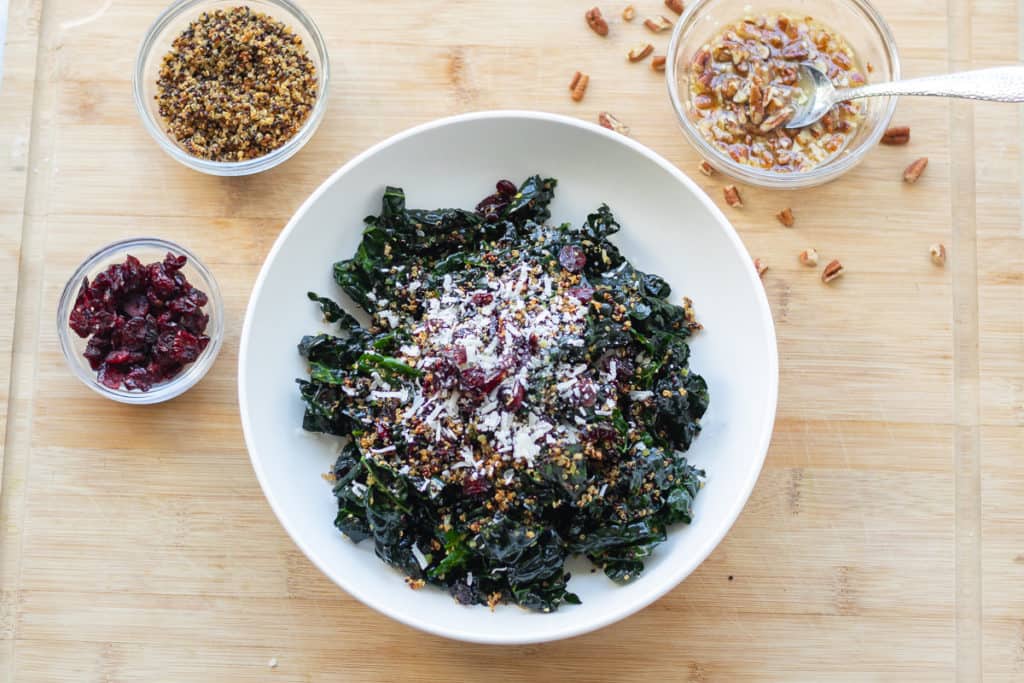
[821,259,844,283]
[651,55,666,71]
[930,243,947,267]
[585,7,609,36]
[723,184,743,207]
[753,257,768,278]
[699,160,715,176]
[622,4,636,21]
[881,126,910,145]
[628,43,654,62]
[682,296,702,330]
[665,0,684,14]
[903,157,928,183]
[405,577,426,590]
[776,207,795,227]
[644,16,673,32]
[866,61,875,73]
[598,111,630,135]
[487,591,503,611]
[799,248,819,266]
[569,71,590,101]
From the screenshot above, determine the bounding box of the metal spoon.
[785,64,1024,129]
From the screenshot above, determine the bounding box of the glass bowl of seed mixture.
[133,0,329,176]
[666,0,900,188]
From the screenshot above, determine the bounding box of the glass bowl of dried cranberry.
[57,238,224,404]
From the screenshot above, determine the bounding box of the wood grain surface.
[1,0,1022,680]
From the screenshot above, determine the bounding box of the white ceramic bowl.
[239,111,778,644]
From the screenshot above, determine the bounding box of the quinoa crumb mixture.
[155,6,318,162]
[689,14,867,172]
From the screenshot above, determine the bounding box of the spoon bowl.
[786,64,840,129]
[787,62,1024,129]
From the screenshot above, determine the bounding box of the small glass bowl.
[132,0,330,176]
[57,237,225,405]
[666,0,901,188]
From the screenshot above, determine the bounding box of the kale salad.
[297,176,709,611]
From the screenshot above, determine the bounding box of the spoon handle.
[836,66,1024,103]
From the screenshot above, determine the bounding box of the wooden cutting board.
[1,0,1021,680]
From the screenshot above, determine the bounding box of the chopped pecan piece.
[723,184,743,207]
[569,71,590,102]
[753,257,768,278]
[929,243,946,267]
[699,160,715,176]
[881,125,910,145]
[622,5,636,21]
[585,7,609,36]
[598,111,630,135]
[665,0,684,14]
[776,207,794,227]
[628,43,654,62]
[644,15,673,32]
[821,259,844,283]
[903,157,928,183]
[651,55,666,71]
[798,248,818,266]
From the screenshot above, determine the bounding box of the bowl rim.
[131,0,331,177]
[238,110,779,644]
[665,0,902,188]
[57,236,225,405]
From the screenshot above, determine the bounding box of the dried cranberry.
[503,383,526,412]
[462,474,491,498]
[163,252,187,271]
[178,311,209,335]
[123,367,153,392]
[528,333,539,353]
[92,311,118,337]
[83,338,109,370]
[171,329,202,364]
[104,349,134,365]
[375,423,391,441]
[471,292,493,306]
[577,379,598,407]
[496,179,517,196]
[90,271,111,295]
[459,367,487,392]
[186,287,208,307]
[103,263,126,295]
[121,292,150,317]
[155,311,176,331]
[69,305,93,337]
[481,368,507,394]
[149,263,178,299]
[582,423,618,444]
[162,364,184,381]
[74,279,91,306]
[568,285,594,303]
[447,345,468,366]
[475,192,509,222]
[97,364,126,390]
[558,245,587,273]
[117,316,157,349]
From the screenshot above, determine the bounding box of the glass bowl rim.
[665,0,902,188]
[56,236,225,405]
[131,0,331,177]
